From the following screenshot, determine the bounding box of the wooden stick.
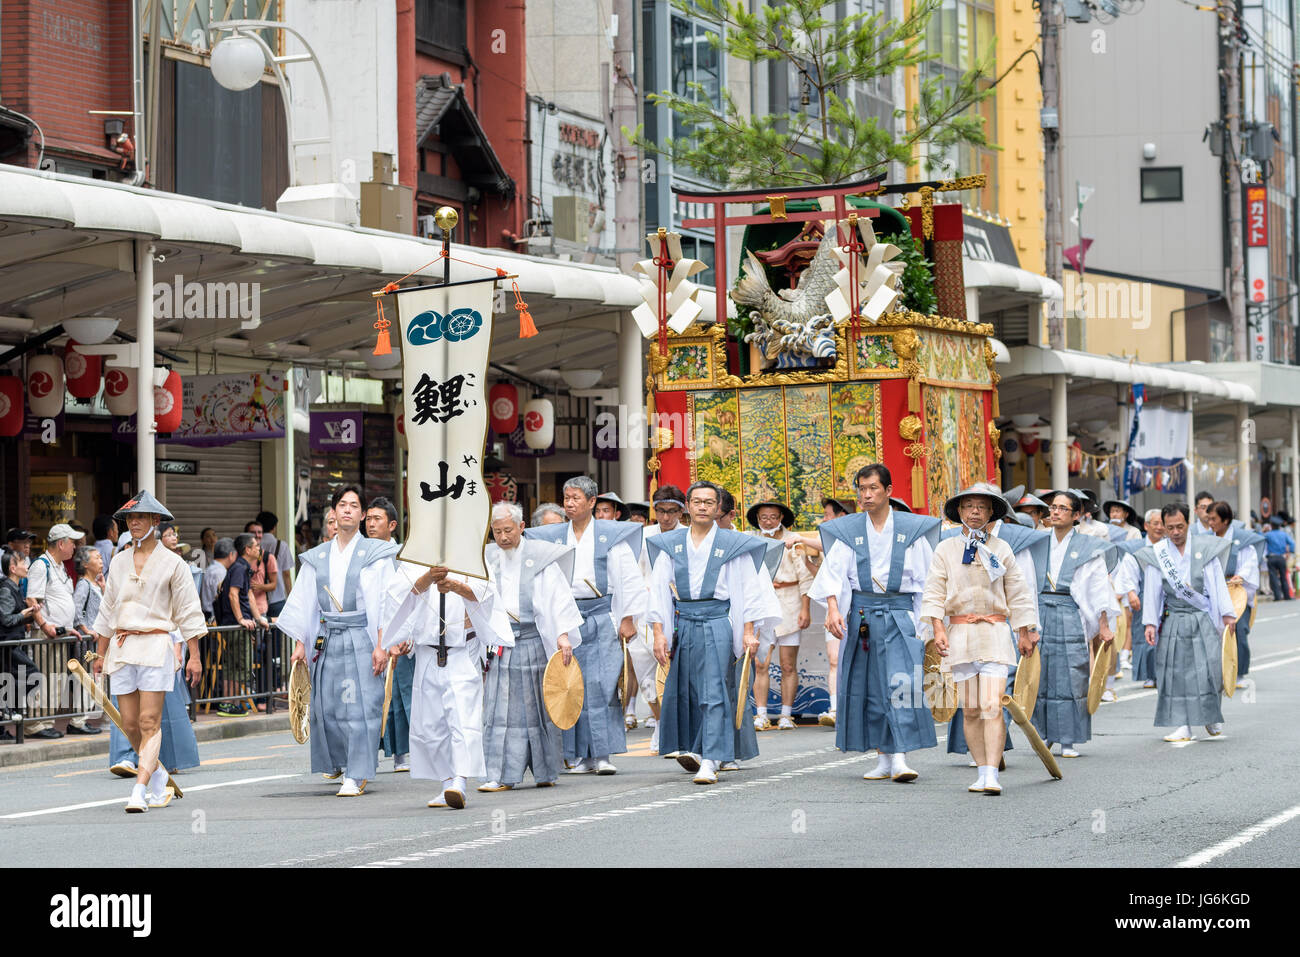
[1002,693,1063,781]
[68,660,183,797]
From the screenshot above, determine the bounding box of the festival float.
[640,175,1001,527]
[634,176,1001,716]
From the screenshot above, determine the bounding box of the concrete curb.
[0,714,291,769]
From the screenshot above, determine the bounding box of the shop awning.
[1006,345,1257,403]
[963,258,1064,304]
[0,163,650,381]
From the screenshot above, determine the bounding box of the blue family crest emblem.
[407,307,484,345]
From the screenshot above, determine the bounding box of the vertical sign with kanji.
[1245,185,1270,361]
[394,282,494,578]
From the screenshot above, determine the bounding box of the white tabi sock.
[451,776,467,793]
[780,705,793,717]
[828,693,837,712]
[146,765,168,797]
[1105,674,1115,690]
[442,777,456,794]
[699,758,718,775]
[981,765,999,787]
[869,753,892,776]
[890,752,913,774]
[756,707,768,718]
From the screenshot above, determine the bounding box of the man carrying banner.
[91,491,207,813]
[382,558,509,809]
[920,484,1039,795]
[648,481,780,785]
[1031,491,1119,758]
[525,476,645,775]
[279,486,398,796]
[810,464,941,783]
[1206,500,1263,686]
[1142,503,1236,742]
[481,502,584,791]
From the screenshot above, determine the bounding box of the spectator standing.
[216,533,264,715]
[5,529,34,597]
[531,502,566,526]
[202,539,236,621]
[0,551,38,740]
[27,524,100,735]
[92,516,117,572]
[321,508,338,543]
[1263,516,1295,600]
[199,528,217,568]
[243,521,276,620]
[256,511,294,618]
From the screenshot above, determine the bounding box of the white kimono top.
[1140,538,1233,629]
[382,565,511,665]
[807,511,933,629]
[1047,529,1120,638]
[645,524,781,658]
[275,532,393,649]
[492,544,586,660]
[93,543,208,675]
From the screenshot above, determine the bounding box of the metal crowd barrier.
[0,632,103,746]
[1,624,296,744]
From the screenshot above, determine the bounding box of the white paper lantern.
[103,362,138,417]
[26,353,64,417]
[522,397,554,450]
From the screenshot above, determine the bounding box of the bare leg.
[825,637,839,707]
[133,691,167,785]
[959,677,986,768]
[779,645,799,711]
[753,648,773,714]
[979,674,1006,769]
[118,691,142,753]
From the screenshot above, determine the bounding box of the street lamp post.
[208,19,355,224]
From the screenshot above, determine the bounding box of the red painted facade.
[0,0,134,171]
[400,0,527,248]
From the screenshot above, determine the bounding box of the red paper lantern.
[26,353,64,418]
[0,373,23,436]
[104,363,137,416]
[489,382,519,434]
[153,370,182,433]
[63,339,102,400]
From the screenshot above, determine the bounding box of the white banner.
[395,282,494,579]
[1122,404,1191,466]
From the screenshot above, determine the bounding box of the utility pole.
[1222,0,1248,360]
[611,0,646,500]
[1042,0,1065,350]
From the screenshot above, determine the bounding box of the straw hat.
[543,653,585,730]
[746,500,795,529]
[941,482,1011,525]
[113,489,174,523]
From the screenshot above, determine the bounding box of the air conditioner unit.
[552,196,592,244]
[417,214,437,238]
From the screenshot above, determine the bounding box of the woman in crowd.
[0,550,38,740]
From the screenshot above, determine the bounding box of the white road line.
[1111,653,1300,705]
[353,755,866,867]
[0,774,300,819]
[1174,803,1300,868]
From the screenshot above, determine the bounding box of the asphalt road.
[4,605,1298,868]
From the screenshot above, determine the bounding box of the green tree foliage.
[630,0,996,188]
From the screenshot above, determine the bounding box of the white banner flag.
[395,281,494,579]
[1122,404,1191,465]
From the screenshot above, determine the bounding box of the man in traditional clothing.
[648,481,780,784]
[91,491,206,813]
[367,496,411,773]
[1014,493,1050,529]
[747,501,812,731]
[1120,509,1166,688]
[943,485,1049,766]
[1104,500,1144,542]
[594,492,630,522]
[525,476,645,774]
[1205,501,1262,688]
[382,558,509,809]
[1031,491,1119,756]
[629,485,687,750]
[1192,491,1216,536]
[921,484,1039,795]
[1073,490,1111,540]
[279,486,398,796]
[810,464,940,783]
[1142,503,1236,742]
[482,503,584,791]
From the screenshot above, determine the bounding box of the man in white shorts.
[748,501,811,731]
[92,491,206,813]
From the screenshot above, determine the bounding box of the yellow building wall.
[1061,273,1191,363]
[994,0,1044,273]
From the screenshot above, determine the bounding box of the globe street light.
[209,32,265,92]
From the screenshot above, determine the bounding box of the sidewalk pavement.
[0,710,291,769]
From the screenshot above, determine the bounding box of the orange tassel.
[513,282,538,338]
[373,299,393,355]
